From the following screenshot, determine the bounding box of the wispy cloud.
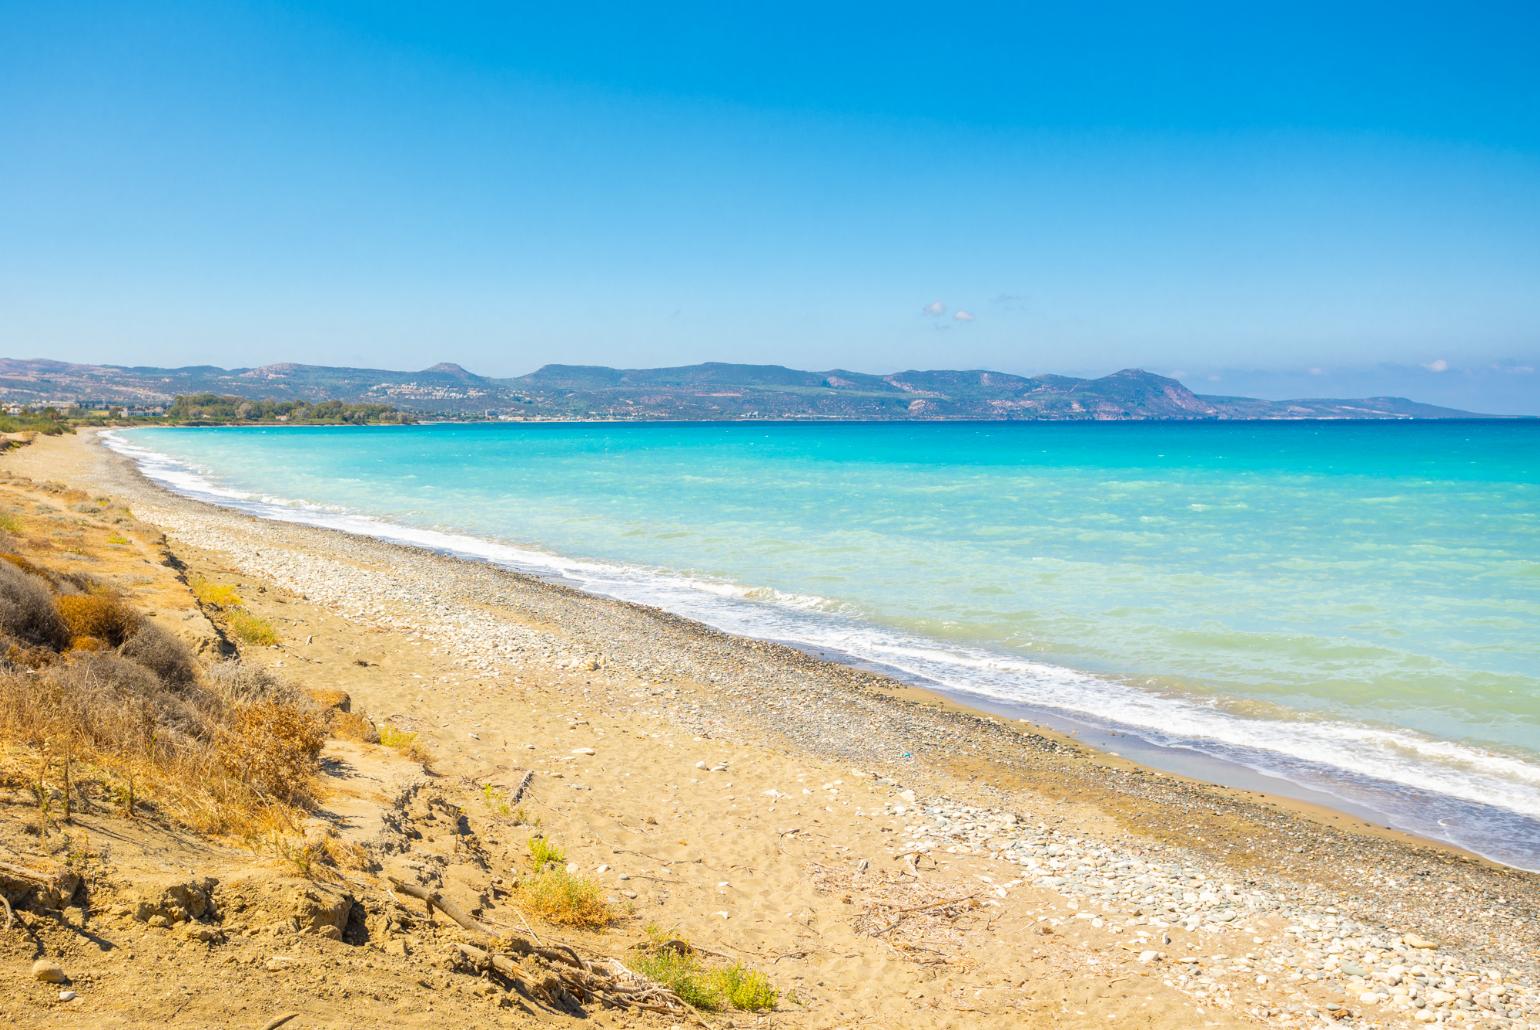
[953,309,975,322]
[921,300,946,317]
[1423,358,1450,373]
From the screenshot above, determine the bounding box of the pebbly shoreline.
[41,430,1540,1025]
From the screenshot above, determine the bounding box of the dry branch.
[386,875,692,1018]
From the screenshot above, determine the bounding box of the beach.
[2,427,1537,1028]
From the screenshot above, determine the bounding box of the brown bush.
[218,700,325,806]
[119,622,199,690]
[56,594,140,647]
[0,559,69,650]
[205,660,306,708]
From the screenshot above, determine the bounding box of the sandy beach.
[1,427,1536,1029]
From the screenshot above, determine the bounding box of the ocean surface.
[108,421,1540,868]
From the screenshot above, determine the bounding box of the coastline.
[7,428,1538,1025]
[79,430,1540,895]
[100,422,1540,873]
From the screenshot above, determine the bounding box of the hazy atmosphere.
[2,2,1538,412]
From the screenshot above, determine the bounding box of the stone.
[58,990,76,1002]
[31,959,66,983]
[1403,933,1438,950]
[571,747,596,756]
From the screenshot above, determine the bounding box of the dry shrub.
[0,547,326,838]
[56,594,139,647]
[14,651,217,753]
[217,700,325,807]
[329,708,378,743]
[206,660,305,707]
[0,559,69,650]
[518,867,615,929]
[119,622,199,689]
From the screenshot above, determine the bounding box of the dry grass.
[226,608,279,646]
[517,867,614,929]
[0,554,326,838]
[330,708,378,742]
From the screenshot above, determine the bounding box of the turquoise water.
[110,421,1540,866]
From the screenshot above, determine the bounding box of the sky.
[2,2,1538,413]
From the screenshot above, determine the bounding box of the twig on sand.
[259,1013,300,1030]
[0,894,12,932]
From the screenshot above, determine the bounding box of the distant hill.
[0,357,1494,421]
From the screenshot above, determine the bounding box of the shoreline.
[7,428,1539,1026]
[102,423,1538,874]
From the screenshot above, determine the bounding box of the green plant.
[630,931,777,1012]
[527,834,565,866]
[226,608,278,646]
[188,575,241,608]
[481,782,513,817]
[0,512,22,534]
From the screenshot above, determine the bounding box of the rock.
[1402,933,1438,950]
[58,990,76,1002]
[134,877,218,926]
[292,885,355,937]
[571,747,595,756]
[31,959,66,983]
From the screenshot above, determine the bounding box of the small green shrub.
[227,609,278,646]
[188,575,241,608]
[527,834,564,866]
[630,933,777,1012]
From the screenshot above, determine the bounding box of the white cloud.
[953,309,975,322]
[1424,358,1450,373]
[921,300,945,317]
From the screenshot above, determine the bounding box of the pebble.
[31,959,66,984]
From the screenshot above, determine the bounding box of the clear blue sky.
[3,1,1538,411]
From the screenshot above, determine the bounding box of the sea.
[106,420,1540,869]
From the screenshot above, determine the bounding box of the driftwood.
[507,770,534,806]
[386,876,694,1019]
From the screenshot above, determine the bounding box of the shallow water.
[109,420,1540,867]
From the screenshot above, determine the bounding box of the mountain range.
[0,357,1492,420]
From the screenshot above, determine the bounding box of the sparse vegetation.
[376,721,429,763]
[629,932,778,1012]
[226,608,279,646]
[0,512,22,534]
[0,553,326,837]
